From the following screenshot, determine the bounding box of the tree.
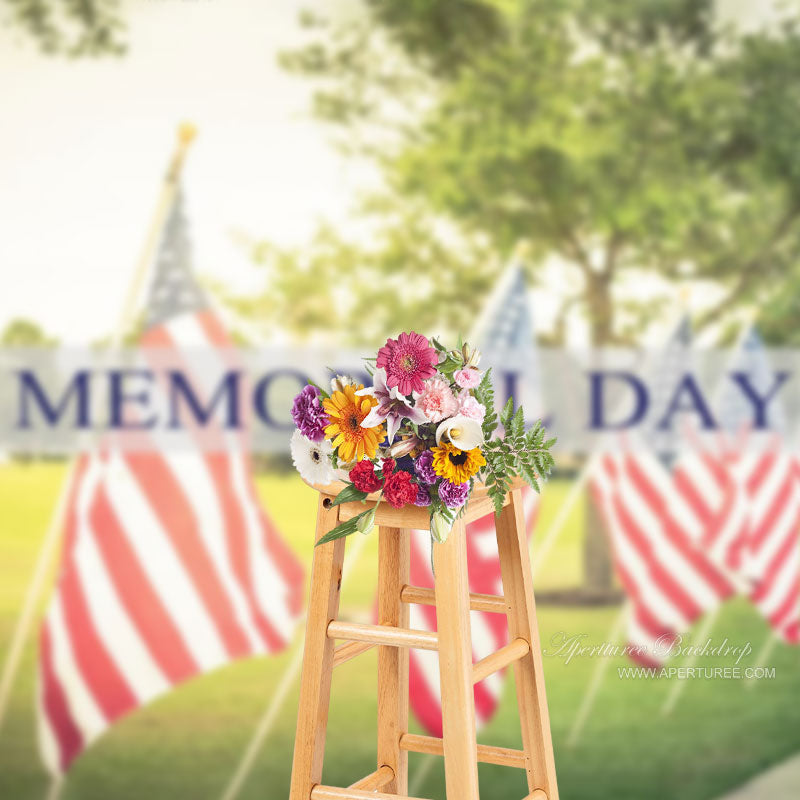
[226,205,498,347]
[237,1,800,596]
[264,0,800,347]
[1,317,56,346]
[2,0,125,56]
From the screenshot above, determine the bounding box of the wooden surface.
[290,479,560,800]
[288,494,346,800]
[327,620,438,651]
[432,518,480,800]
[472,637,530,685]
[311,786,429,800]
[399,585,506,614]
[496,488,559,800]
[376,526,410,794]
[348,765,395,791]
[332,640,375,668]
[399,733,526,769]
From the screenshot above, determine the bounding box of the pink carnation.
[454,368,482,389]
[457,393,486,423]
[416,377,458,422]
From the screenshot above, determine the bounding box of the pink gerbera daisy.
[376,331,438,395]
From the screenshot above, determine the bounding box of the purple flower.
[414,450,437,485]
[291,385,329,442]
[357,367,427,443]
[438,479,469,509]
[414,484,432,507]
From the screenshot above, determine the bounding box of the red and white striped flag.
[405,487,539,735]
[37,192,304,774]
[591,448,735,667]
[674,441,800,643]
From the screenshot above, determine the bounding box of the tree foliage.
[225,205,498,346]
[2,0,125,56]
[242,0,800,346]
[0,317,56,346]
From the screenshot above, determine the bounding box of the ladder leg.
[495,489,559,800]
[290,495,346,800]
[376,526,410,794]
[433,519,480,800]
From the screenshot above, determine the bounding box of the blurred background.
[2,1,800,798]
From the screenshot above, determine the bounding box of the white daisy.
[290,429,335,485]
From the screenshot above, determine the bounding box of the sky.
[0,0,778,345]
[0,0,372,343]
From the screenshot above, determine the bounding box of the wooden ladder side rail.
[377,526,411,794]
[472,637,530,684]
[332,640,375,668]
[348,765,394,791]
[399,733,526,769]
[288,496,346,800]
[326,620,438,651]
[311,787,429,800]
[400,585,507,614]
[496,489,560,800]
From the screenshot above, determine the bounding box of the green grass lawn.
[0,462,798,800]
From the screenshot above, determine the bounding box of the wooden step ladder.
[289,482,559,800]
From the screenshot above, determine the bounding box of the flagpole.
[0,124,197,738]
[745,632,779,689]
[660,608,720,715]
[566,603,627,747]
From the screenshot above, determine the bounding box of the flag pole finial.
[512,239,532,263]
[178,121,197,146]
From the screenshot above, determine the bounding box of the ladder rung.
[525,791,548,800]
[348,765,394,790]
[400,585,507,614]
[311,787,429,800]
[399,733,526,769]
[327,620,439,651]
[472,637,530,684]
[332,640,375,668]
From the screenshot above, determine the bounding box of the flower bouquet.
[290,332,555,546]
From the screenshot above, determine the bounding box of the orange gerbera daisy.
[323,384,384,462]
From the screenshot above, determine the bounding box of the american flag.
[37,189,304,774]
[672,326,800,644]
[406,259,543,734]
[591,446,735,667]
[589,315,734,667]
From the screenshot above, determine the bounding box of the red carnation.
[381,458,396,478]
[383,470,417,509]
[349,459,383,493]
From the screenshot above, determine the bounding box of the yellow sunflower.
[323,384,384,462]
[431,442,486,484]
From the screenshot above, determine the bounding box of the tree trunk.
[583,271,615,597]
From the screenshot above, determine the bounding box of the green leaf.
[500,396,514,429]
[315,508,374,546]
[308,380,330,399]
[330,484,369,506]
